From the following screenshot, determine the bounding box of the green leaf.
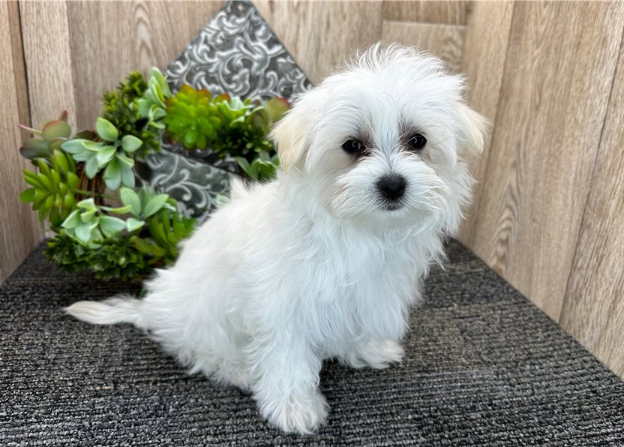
[62,210,81,229]
[120,187,141,216]
[235,157,251,177]
[71,151,92,162]
[99,215,126,238]
[150,67,171,98]
[62,192,75,209]
[100,204,132,214]
[152,107,167,121]
[42,120,72,141]
[75,222,96,244]
[183,128,198,148]
[43,194,55,211]
[20,139,52,160]
[116,153,135,169]
[67,171,80,190]
[38,207,48,222]
[96,145,117,166]
[61,139,91,154]
[85,154,100,178]
[36,172,53,191]
[121,166,135,188]
[80,209,97,223]
[266,97,290,122]
[23,170,43,188]
[249,161,260,181]
[143,194,169,218]
[121,135,142,153]
[19,188,36,203]
[96,117,119,142]
[103,157,121,190]
[137,98,151,118]
[34,188,50,206]
[77,198,97,211]
[83,140,105,152]
[126,217,145,232]
[53,150,70,173]
[139,187,150,210]
[36,158,52,179]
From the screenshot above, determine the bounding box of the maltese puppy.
[67,44,487,434]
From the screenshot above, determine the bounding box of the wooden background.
[1,1,623,377]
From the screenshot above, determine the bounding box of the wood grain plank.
[382,21,465,73]
[457,1,513,245]
[67,1,224,131]
[560,38,624,378]
[8,1,30,129]
[382,1,470,25]
[0,1,43,284]
[254,1,384,84]
[20,0,77,130]
[466,2,624,321]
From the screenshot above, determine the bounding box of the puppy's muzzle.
[377,174,407,209]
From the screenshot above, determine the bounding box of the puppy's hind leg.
[65,295,146,329]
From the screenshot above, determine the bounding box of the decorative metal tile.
[136,151,232,219]
[140,0,312,217]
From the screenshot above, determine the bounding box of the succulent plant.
[235,150,280,182]
[61,198,136,247]
[119,185,174,220]
[134,205,196,264]
[45,233,150,281]
[61,117,141,189]
[15,65,289,282]
[163,84,290,168]
[137,67,171,130]
[19,111,73,160]
[101,71,161,159]
[102,72,146,130]
[19,151,79,226]
[85,237,149,281]
[44,233,89,273]
[164,84,223,149]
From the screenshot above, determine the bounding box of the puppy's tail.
[64,295,146,329]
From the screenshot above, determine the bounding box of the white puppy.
[67,44,487,434]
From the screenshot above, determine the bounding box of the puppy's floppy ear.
[454,102,490,157]
[270,100,312,173]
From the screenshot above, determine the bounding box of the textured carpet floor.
[1,242,623,446]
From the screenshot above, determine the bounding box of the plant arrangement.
[17,68,289,281]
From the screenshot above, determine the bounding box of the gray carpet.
[1,242,623,446]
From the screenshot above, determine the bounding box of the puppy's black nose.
[377,174,406,201]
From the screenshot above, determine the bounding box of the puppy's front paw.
[343,339,405,369]
[260,391,329,434]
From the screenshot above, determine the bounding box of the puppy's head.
[272,44,488,233]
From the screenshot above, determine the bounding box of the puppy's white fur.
[66,44,487,434]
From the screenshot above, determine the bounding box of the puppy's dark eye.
[407,134,427,150]
[342,139,365,154]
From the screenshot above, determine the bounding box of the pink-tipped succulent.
[19,111,73,160]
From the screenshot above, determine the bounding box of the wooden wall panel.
[382,21,465,72]
[464,1,623,321]
[67,1,224,131]
[457,2,513,244]
[20,1,77,131]
[559,41,624,377]
[254,1,384,84]
[382,1,469,25]
[0,1,43,284]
